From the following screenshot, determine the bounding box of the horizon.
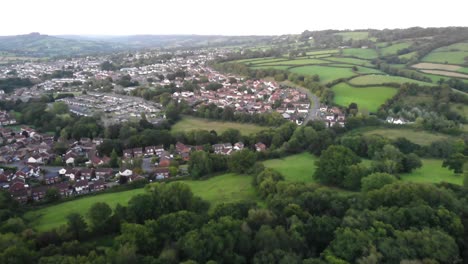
[1,0,467,36]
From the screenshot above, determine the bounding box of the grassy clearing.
[332,83,397,112]
[246,58,289,65]
[412,62,461,72]
[250,65,291,70]
[172,117,267,135]
[380,42,412,56]
[289,65,357,83]
[25,173,257,231]
[335,32,369,41]
[263,152,317,183]
[306,49,339,56]
[232,57,275,63]
[398,51,418,60]
[434,42,468,52]
[342,48,378,59]
[323,57,374,67]
[355,67,384,75]
[348,74,435,86]
[420,69,468,79]
[401,159,462,185]
[458,68,468,74]
[450,103,468,118]
[422,51,468,65]
[362,128,453,145]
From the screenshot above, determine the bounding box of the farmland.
[331,83,398,112]
[348,74,435,86]
[420,70,468,79]
[422,51,468,65]
[342,48,378,59]
[256,58,329,66]
[24,173,257,231]
[412,62,462,71]
[263,152,317,183]
[362,128,453,145]
[380,42,412,56]
[172,116,267,135]
[289,65,357,83]
[323,57,374,67]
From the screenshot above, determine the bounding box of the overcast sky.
[2,0,467,36]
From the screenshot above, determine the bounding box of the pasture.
[256,58,329,66]
[25,173,257,231]
[422,51,468,65]
[348,74,434,86]
[305,49,339,56]
[250,65,291,70]
[401,159,462,185]
[420,70,468,79]
[172,117,267,135]
[342,48,378,59]
[380,42,412,56]
[331,83,397,112]
[412,62,461,72]
[362,128,453,146]
[289,65,357,83]
[263,152,317,183]
[323,57,374,67]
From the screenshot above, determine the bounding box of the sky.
[2,0,468,36]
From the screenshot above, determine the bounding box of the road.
[280,81,321,123]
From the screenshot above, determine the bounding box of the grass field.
[323,57,374,67]
[172,117,267,135]
[380,42,412,56]
[412,62,461,72]
[450,103,468,118]
[362,128,453,145]
[342,48,378,59]
[335,32,369,41]
[401,159,462,185]
[245,58,289,65]
[289,65,357,83]
[422,51,468,65]
[348,74,434,86]
[263,152,317,183]
[256,58,329,66]
[25,173,257,231]
[355,67,384,75]
[306,49,339,56]
[250,65,291,70]
[332,83,397,112]
[398,51,418,60]
[434,42,468,52]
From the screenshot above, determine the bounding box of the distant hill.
[0,33,123,57]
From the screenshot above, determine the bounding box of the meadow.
[250,65,291,70]
[305,49,339,56]
[25,173,256,231]
[255,58,329,66]
[380,42,412,56]
[362,128,453,145]
[289,65,357,83]
[323,57,374,67]
[412,62,461,72]
[331,83,397,112]
[334,31,369,41]
[422,51,468,64]
[420,69,468,79]
[401,159,462,185]
[342,48,378,59]
[172,116,267,135]
[348,74,435,86]
[263,152,317,183]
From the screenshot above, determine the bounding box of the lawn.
[362,128,453,146]
[263,152,317,183]
[401,159,462,185]
[331,83,397,112]
[348,74,435,86]
[172,117,267,135]
[342,48,378,59]
[289,65,357,83]
[24,173,257,231]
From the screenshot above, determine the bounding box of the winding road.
[280,81,321,123]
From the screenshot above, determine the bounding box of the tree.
[228,149,257,174]
[401,153,422,173]
[442,153,466,173]
[88,202,112,233]
[314,145,360,186]
[361,172,397,192]
[66,213,88,240]
[45,188,61,203]
[188,151,213,179]
[109,149,119,168]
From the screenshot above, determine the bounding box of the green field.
[380,42,412,56]
[306,49,339,56]
[172,117,267,135]
[25,173,257,231]
[450,103,468,118]
[246,58,289,65]
[332,83,397,112]
[263,152,317,183]
[335,32,369,41]
[250,65,291,70]
[289,65,357,83]
[362,128,453,145]
[401,159,462,185]
[342,48,378,59]
[323,57,374,67]
[355,67,384,75]
[422,51,468,65]
[398,51,418,60]
[348,74,434,86]
[256,58,329,66]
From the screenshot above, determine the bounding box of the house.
[144,146,156,156]
[129,174,145,182]
[159,157,171,167]
[255,142,267,152]
[44,174,60,185]
[31,185,48,201]
[95,168,113,179]
[11,189,28,203]
[133,148,144,157]
[234,142,244,151]
[123,149,133,159]
[27,154,43,164]
[213,143,232,154]
[55,182,73,197]
[65,168,81,181]
[74,180,89,194]
[80,168,95,180]
[89,179,106,192]
[119,169,133,177]
[154,167,170,179]
[154,145,165,156]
